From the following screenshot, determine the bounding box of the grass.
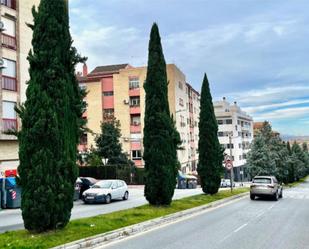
[0,188,248,249]
[285,176,308,188]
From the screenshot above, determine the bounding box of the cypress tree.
[197,74,224,194]
[17,0,85,232]
[143,23,181,205]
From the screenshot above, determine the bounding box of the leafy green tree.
[247,135,274,177]
[143,23,181,205]
[197,73,224,194]
[291,142,307,180]
[16,0,85,232]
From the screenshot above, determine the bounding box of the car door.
[111,181,119,199]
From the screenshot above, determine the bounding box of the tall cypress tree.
[197,74,224,194]
[143,23,181,205]
[17,0,85,232]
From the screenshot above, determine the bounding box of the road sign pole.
[229,134,233,193]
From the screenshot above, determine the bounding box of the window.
[226,119,233,124]
[2,101,16,119]
[2,17,15,37]
[2,58,16,78]
[130,96,140,106]
[103,91,113,96]
[239,155,242,160]
[80,133,88,145]
[129,77,139,89]
[218,132,224,137]
[132,150,142,160]
[226,143,234,149]
[217,120,223,125]
[131,115,140,125]
[104,108,114,116]
[178,81,183,90]
[179,98,184,107]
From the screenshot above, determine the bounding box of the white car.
[82,179,129,204]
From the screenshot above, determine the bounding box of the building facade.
[0,0,40,175]
[78,63,200,173]
[214,97,253,181]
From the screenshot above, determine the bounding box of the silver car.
[82,179,129,204]
[250,176,283,201]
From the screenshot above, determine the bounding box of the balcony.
[130,124,141,133]
[130,106,140,115]
[2,76,17,91]
[2,118,17,132]
[1,0,16,9]
[2,34,17,50]
[129,88,140,97]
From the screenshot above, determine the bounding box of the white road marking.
[234,223,248,233]
[268,204,275,210]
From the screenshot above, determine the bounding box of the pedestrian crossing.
[284,189,309,199]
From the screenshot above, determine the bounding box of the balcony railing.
[1,0,16,10]
[2,33,17,50]
[2,118,17,132]
[2,76,17,91]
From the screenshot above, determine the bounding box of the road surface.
[98,180,309,249]
[0,186,203,233]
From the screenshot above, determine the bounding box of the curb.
[52,191,249,249]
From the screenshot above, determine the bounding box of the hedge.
[78,165,145,185]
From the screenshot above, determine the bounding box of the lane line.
[234,223,248,233]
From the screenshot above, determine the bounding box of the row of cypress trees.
[17,0,223,232]
[143,24,223,205]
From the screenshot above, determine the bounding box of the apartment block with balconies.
[78,63,200,172]
[214,97,253,181]
[0,0,40,173]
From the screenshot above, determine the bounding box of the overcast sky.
[69,0,309,136]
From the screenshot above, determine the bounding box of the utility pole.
[229,133,234,192]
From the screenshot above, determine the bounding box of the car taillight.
[267,184,274,188]
[250,184,256,188]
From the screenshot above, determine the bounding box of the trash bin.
[5,177,21,209]
[0,178,5,209]
[187,179,197,189]
[177,178,187,189]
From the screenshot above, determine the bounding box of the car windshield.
[253,178,271,184]
[92,181,113,189]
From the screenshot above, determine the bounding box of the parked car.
[82,179,129,204]
[221,179,235,188]
[77,177,98,199]
[220,179,228,188]
[250,176,283,201]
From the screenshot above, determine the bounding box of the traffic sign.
[224,157,233,170]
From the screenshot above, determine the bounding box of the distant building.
[214,97,254,181]
[78,63,200,173]
[253,121,280,137]
[0,0,40,174]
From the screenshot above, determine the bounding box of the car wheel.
[250,194,255,200]
[274,191,279,201]
[105,194,111,204]
[123,191,129,201]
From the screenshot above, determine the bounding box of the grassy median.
[0,188,248,249]
[285,176,308,188]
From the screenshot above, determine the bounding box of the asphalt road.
[98,180,309,249]
[0,186,203,233]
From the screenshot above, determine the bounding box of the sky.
[69,0,309,136]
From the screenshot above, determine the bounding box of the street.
[0,186,203,233]
[97,179,309,249]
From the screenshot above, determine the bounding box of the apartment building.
[0,0,40,175]
[214,97,253,181]
[78,63,200,173]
